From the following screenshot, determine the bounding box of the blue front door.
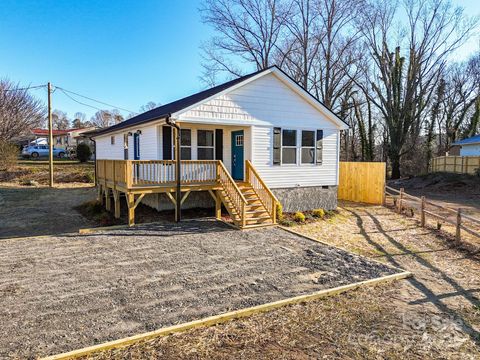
[133,133,140,160]
[231,130,244,180]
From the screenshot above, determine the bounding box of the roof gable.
[92,65,348,137]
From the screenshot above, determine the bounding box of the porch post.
[174,126,181,222]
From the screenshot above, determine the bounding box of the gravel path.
[0,220,400,359]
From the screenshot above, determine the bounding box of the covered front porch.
[96,159,278,229]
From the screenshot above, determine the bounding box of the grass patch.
[280,209,338,227]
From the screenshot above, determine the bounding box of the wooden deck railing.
[97,159,219,188]
[246,160,278,223]
[217,161,248,225]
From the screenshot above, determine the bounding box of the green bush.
[276,202,284,221]
[0,140,19,170]
[312,208,325,218]
[293,211,306,223]
[76,143,92,163]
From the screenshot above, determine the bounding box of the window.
[316,130,323,164]
[301,130,315,164]
[197,130,214,160]
[235,134,244,146]
[282,129,297,164]
[180,129,191,160]
[56,137,62,145]
[110,136,115,145]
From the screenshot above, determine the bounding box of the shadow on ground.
[343,204,480,346]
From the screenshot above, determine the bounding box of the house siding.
[460,144,480,156]
[179,72,341,188]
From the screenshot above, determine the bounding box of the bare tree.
[0,79,45,141]
[356,0,477,178]
[200,0,291,83]
[72,112,87,128]
[52,110,70,130]
[139,101,159,113]
[90,109,124,128]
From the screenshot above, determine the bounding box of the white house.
[92,66,348,227]
[452,134,480,156]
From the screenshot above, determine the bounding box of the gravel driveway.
[0,220,401,359]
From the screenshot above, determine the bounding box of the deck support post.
[105,188,111,211]
[97,185,104,204]
[127,193,135,227]
[215,190,222,219]
[113,190,120,219]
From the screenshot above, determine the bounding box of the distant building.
[30,127,97,151]
[452,134,480,156]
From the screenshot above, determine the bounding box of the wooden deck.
[96,160,278,229]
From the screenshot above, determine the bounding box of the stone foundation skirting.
[272,186,338,212]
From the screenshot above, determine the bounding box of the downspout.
[165,114,181,222]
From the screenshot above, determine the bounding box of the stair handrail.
[217,160,247,224]
[245,160,279,222]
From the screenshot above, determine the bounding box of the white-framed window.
[110,135,115,145]
[281,129,297,164]
[197,129,214,160]
[180,129,192,160]
[301,130,315,164]
[56,137,62,145]
[235,134,244,146]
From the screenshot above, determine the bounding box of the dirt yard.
[389,173,480,219]
[0,220,399,359]
[0,160,94,186]
[81,203,480,360]
[0,185,96,238]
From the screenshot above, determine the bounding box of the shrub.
[0,140,19,170]
[312,208,325,218]
[276,202,284,221]
[279,219,294,227]
[293,211,306,223]
[76,143,92,163]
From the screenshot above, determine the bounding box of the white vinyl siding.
[251,126,339,188]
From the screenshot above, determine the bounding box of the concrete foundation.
[273,186,338,212]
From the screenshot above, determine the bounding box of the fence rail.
[385,185,480,243]
[429,156,480,175]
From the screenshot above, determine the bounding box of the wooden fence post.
[456,208,462,243]
[398,188,404,213]
[421,196,426,227]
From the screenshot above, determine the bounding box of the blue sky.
[0,0,479,121]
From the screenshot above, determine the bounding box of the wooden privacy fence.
[338,162,386,205]
[385,186,480,243]
[429,156,480,175]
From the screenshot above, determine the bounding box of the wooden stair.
[218,183,274,228]
[216,160,278,229]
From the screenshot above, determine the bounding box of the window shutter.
[215,129,223,161]
[162,126,172,160]
[273,127,281,165]
[316,130,323,165]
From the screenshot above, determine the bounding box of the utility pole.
[48,82,54,187]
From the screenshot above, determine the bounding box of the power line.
[55,85,137,114]
[58,88,105,112]
[0,84,47,92]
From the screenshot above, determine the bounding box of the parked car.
[21,145,66,158]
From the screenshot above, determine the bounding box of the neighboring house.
[452,135,480,156]
[92,66,348,226]
[31,127,97,152]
